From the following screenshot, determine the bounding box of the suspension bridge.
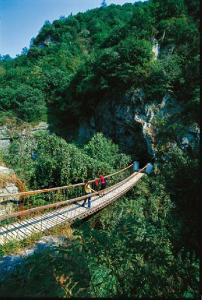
[0,164,147,245]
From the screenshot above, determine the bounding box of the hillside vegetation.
[0,0,200,298]
[0,0,199,127]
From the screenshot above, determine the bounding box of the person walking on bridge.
[94,178,100,191]
[99,174,106,193]
[82,180,95,208]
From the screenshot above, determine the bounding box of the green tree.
[0,84,47,122]
[153,0,186,20]
[84,132,130,169]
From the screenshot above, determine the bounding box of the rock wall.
[0,166,20,216]
[0,121,49,151]
[76,89,199,161]
[74,38,199,161]
[77,89,150,161]
[0,126,10,150]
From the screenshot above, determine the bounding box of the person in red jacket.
[94,178,100,191]
[99,175,106,190]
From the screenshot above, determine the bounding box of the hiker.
[82,180,95,208]
[99,174,106,190]
[94,178,100,191]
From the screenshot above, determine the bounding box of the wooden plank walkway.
[0,172,144,245]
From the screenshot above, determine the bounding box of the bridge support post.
[133,161,139,172]
[145,163,153,174]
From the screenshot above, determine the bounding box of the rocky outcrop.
[77,88,156,159]
[0,235,69,280]
[180,123,200,151]
[0,166,14,175]
[0,126,10,149]
[0,121,49,150]
[77,89,150,161]
[152,38,160,60]
[76,89,199,160]
[0,166,24,216]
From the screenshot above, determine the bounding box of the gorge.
[0,0,200,298]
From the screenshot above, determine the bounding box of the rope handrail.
[0,165,147,222]
[0,163,133,199]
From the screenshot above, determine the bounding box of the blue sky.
[0,0,139,58]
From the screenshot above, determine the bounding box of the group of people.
[82,175,106,208]
[81,161,154,209]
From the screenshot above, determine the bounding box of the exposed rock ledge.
[0,166,24,215]
[0,121,49,150]
[76,89,199,160]
[0,236,68,281]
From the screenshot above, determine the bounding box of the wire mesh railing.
[0,165,147,245]
[0,164,136,226]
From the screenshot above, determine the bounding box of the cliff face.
[0,122,49,151]
[77,89,149,161]
[76,89,199,161]
[74,39,199,161]
[0,0,199,169]
[1,95,198,164]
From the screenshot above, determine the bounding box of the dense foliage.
[0,0,199,127]
[3,132,130,189]
[0,174,199,298]
[1,131,200,298]
[0,0,200,298]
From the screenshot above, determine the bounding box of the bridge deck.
[0,172,144,245]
